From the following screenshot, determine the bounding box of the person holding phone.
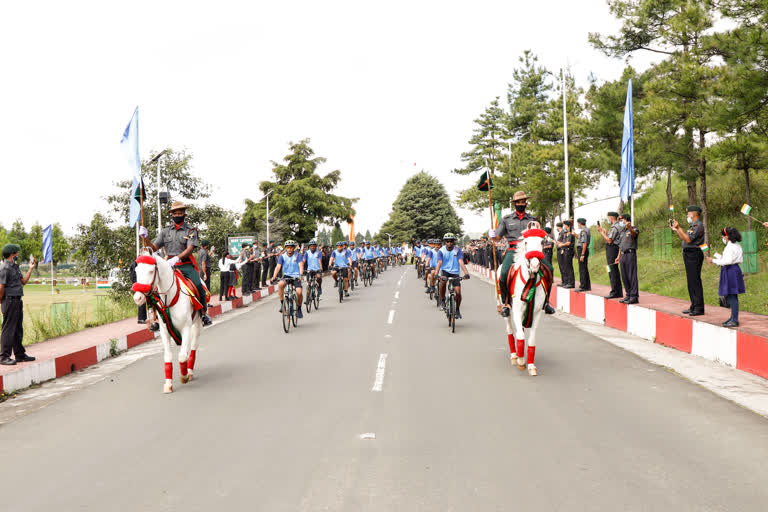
[0,245,37,365]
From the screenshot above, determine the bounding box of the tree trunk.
[687,180,697,206]
[745,167,752,232]
[698,131,709,245]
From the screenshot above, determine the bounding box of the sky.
[0,0,659,238]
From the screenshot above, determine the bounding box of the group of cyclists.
[412,233,470,322]
[270,238,405,321]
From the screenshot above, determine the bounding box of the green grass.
[1,285,136,346]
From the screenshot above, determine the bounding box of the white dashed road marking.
[372,353,388,392]
[387,310,395,324]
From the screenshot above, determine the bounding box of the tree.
[330,225,345,245]
[355,231,363,242]
[195,204,240,258]
[317,228,330,246]
[364,229,372,241]
[240,198,294,244]
[590,0,722,243]
[255,139,356,241]
[71,214,134,277]
[7,220,28,260]
[379,172,462,242]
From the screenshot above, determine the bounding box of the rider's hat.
[512,191,529,202]
[168,201,190,212]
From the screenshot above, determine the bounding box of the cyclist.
[412,239,422,266]
[305,239,323,295]
[272,240,304,319]
[363,241,376,280]
[434,233,470,319]
[425,238,440,294]
[349,240,360,285]
[330,241,351,297]
[373,241,383,272]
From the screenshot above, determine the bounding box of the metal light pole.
[562,67,570,221]
[148,149,167,233]
[385,232,392,247]
[261,189,274,245]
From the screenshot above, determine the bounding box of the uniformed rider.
[140,201,212,326]
[492,191,555,315]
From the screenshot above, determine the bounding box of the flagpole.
[484,159,501,307]
[562,67,570,220]
[139,180,146,249]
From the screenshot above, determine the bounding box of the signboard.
[228,235,256,258]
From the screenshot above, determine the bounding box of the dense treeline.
[456,0,768,245]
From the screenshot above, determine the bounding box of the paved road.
[2,266,768,511]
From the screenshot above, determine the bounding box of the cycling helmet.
[342,240,349,245]
[443,233,456,241]
[308,239,318,245]
[284,239,297,247]
[336,241,344,246]
[349,240,356,245]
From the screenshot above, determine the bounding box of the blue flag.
[620,80,634,202]
[43,224,53,264]
[121,107,142,227]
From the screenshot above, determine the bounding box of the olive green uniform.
[495,211,552,304]
[153,222,207,310]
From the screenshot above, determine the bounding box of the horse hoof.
[163,383,173,393]
[187,371,194,382]
[528,365,538,376]
[516,357,526,370]
[181,374,190,384]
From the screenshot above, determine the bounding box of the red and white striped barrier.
[549,287,768,379]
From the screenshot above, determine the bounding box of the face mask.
[515,204,526,213]
[722,237,728,245]
[12,255,19,263]
[172,215,185,225]
[686,216,693,224]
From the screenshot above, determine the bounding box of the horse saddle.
[173,269,206,312]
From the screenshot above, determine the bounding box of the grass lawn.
[1,284,136,346]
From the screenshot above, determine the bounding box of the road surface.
[1,266,767,511]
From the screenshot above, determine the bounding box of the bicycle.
[441,275,467,333]
[334,267,348,303]
[350,265,356,292]
[361,261,371,287]
[281,278,299,333]
[305,271,320,313]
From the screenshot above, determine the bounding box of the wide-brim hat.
[512,191,529,202]
[168,201,190,212]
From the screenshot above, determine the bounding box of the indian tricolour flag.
[700,244,710,252]
[669,205,674,212]
[741,204,752,215]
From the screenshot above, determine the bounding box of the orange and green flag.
[477,171,494,191]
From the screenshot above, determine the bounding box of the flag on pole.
[740,204,752,215]
[619,80,634,202]
[669,205,674,212]
[121,107,142,227]
[493,202,502,229]
[42,224,53,264]
[700,244,710,252]
[477,171,494,191]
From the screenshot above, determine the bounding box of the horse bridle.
[132,255,176,297]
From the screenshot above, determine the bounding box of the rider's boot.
[543,302,555,314]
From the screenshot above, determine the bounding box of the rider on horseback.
[140,201,212,326]
[493,191,555,316]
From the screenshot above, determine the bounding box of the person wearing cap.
[492,191,555,314]
[198,239,212,295]
[0,245,37,365]
[259,242,269,288]
[596,212,624,299]
[554,222,564,282]
[672,206,705,316]
[542,227,554,267]
[576,218,591,292]
[140,201,212,326]
[556,220,576,288]
[249,240,262,291]
[240,242,253,296]
[617,213,639,304]
[271,240,304,318]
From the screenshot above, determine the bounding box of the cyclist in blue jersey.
[349,240,360,285]
[271,240,305,318]
[425,239,441,294]
[304,239,324,295]
[435,233,470,319]
[411,240,421,266]
[329,241,351,297]
[363,241,377,279]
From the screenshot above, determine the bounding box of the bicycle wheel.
[291,295,298,327]
[305,286,312,313]
[429,286,434,301]
[282,297,291,333]
[339,278,344,303]
[451,303,456,333]
[313,286,320,309]
[446,296,453,325]
[350,274,355,291]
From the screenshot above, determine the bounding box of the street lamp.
[384,232,392,247]
[148,149,168,233]
[260,189,274,245]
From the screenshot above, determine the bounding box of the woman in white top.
[706,227,745,327]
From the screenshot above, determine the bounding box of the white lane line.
[372,353,388,391]
[387,310,395,324]
[394,291,400,300]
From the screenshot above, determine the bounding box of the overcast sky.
[0,1,658,237]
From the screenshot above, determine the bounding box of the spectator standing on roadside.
[707,227,745,327]
[218,251,232,301]
[672,205,705,316]
[576,219,591,291]
[241,243,253,295]
[198,240,211,294]
[129,259,148,325]
[267,242,278,282]
[557,221,575,288]
[596,212,624,300]
[260,242,269,288]
[617,214,639,304]
[0,245,37,365]
[555,222,564,283]
[251,241,262,291]
[542,227,554,267]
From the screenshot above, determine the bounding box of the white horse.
[500,225,550,376]
[132,250,202,393]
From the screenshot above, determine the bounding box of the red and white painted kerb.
[550,286,768,380]
[0,285,278,394]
